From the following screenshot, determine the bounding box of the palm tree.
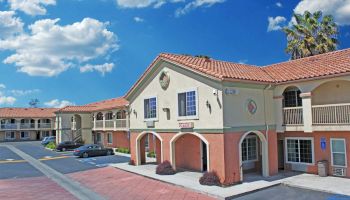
[283,11,338,60]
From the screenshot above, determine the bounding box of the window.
[105,112,113,120]
[178,90,197,117]
[42,131,50,137]
[331,139,347,167]
[283,89,302,107]
[20,131,29,139]
[241,136,257,162]
[107,133,113,144]
[144,97,157,119]
[286,138,313,164]
[5,132,15,140]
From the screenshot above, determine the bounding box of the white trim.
[285,137,315,165]
[239,131,269,182]
[135,131,163,165]
[330,138,347,168]
[176,87,199,121]
[143,96,159,122]
[169,132,210,172]
[107,132,113,144]
[241,135,259,163]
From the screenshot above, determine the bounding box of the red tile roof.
[0,108,58,118]
[263,48,350,83]
[57,97,128,113]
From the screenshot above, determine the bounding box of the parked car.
[41,136,56,146]
[73,144,114,158]
[56,141,83,152]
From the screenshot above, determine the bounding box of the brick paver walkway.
[0,176,76,200]
[69,167,215,200]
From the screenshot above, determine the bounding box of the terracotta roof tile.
[0,108,58,118]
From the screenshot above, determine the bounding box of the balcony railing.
[116,119,128,128]
[0,123,17,129]
[38,123,51,129]
[312,103,350,125]
[93,119,128,130]
[105,120,114,129]
[95,121,103,129]
[283,107,303,125]
[20,123,35,129]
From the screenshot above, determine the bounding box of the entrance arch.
[135,131,163,165]
[239,131,269,182]
[170,132,210,171]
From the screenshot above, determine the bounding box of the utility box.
[318,160,328,177]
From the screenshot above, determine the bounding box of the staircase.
[72,128,83,143]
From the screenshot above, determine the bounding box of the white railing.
[283,107,303,125]
[20,123,35,129]
[0,123,17,130]
[116,119,128,128]
[105,120,114,129]
[312,103,350,125]
[39,123,51,129]
[95,120,103,129]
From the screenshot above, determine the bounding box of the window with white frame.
[107,133,113,144]
[286,138,313,164]
[241,136,258,162]
[178,90,197,117]
[331,138,347,167]
[144,97,157,119]
[21,131,29,139]
[5,132,15,140]
[283,88,302,107]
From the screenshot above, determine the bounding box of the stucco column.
[113,111,117,130]
[102,112,106,131]
[273,96,284,132]
[93,114,96,130]
[35,119,38,129]
[301,92,313,132]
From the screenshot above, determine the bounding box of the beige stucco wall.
[128,61,224,130]
[312,80,350,105]
[223,86,275,128]
[0,132,4,141]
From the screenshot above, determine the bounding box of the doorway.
[202,141,208,172]
[278,140,285,170]
[36,131,40,140]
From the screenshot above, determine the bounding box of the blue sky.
[0,0,350,108]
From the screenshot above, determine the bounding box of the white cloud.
[267,16,286,32]
[175,0,225,17]
[0,11,23,39]
[294,0,350,25]
[134,16,144,22]
[116,0,157,8]
[0,18,118,77]
[10,89,40,96]
[276,2,282,8]
[7,0,56,16]
[44,99,75,108]
[0,84,6,89]
[80,63,114,76]
[0,96,16,105]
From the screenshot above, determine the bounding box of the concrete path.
[2,144,105,200]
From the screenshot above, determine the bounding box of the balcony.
[20,123,35,129]
[283,103,350,131]
[95,121,104,129]
[38,123,52,129]
[0,123,17,130]
[105,120,114,129]
[93,119,128,131]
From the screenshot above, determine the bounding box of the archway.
[135,131,163,165]
[239,131,269,182]
[170,132,210,172]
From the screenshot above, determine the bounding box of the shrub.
[156,161,176,175]
[199,171,220,186]
[147,151,156,158]
[116,148,130,154]
[46,142,56,150]
[129,159,135,165]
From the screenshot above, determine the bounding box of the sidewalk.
[110,163,350,199]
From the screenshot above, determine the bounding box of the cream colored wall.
[312,80,350,105]
[223,86,275,128]
[129,61,224,130]
[0,132,4,141]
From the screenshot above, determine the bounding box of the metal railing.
[0,123,17,129]
[283,107,303,125]
[39,123,51,129]
[20,123,35,129]
[312,103,350,125]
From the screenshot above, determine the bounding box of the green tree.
[283,11,338,60]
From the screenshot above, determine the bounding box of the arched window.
[283,87,302,107]
[105,112,113,120]
[116,110,126,119]
[96,112,104,121]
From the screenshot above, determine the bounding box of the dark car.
[41,136,56,146]
[56,141,83,152]
[73,144,114,158]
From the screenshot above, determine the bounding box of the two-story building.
[55,97,130,150]
[125,48,350,185]
[0,108,57,142]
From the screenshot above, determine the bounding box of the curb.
[225,183,281,200]
[281,182,350,197]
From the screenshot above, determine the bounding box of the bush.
[156,161,176,175]
[129,159,135,165]
[147,151,156,158]
[46,142,56,150]
[199,171,220,186]
[116,148,130,154]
